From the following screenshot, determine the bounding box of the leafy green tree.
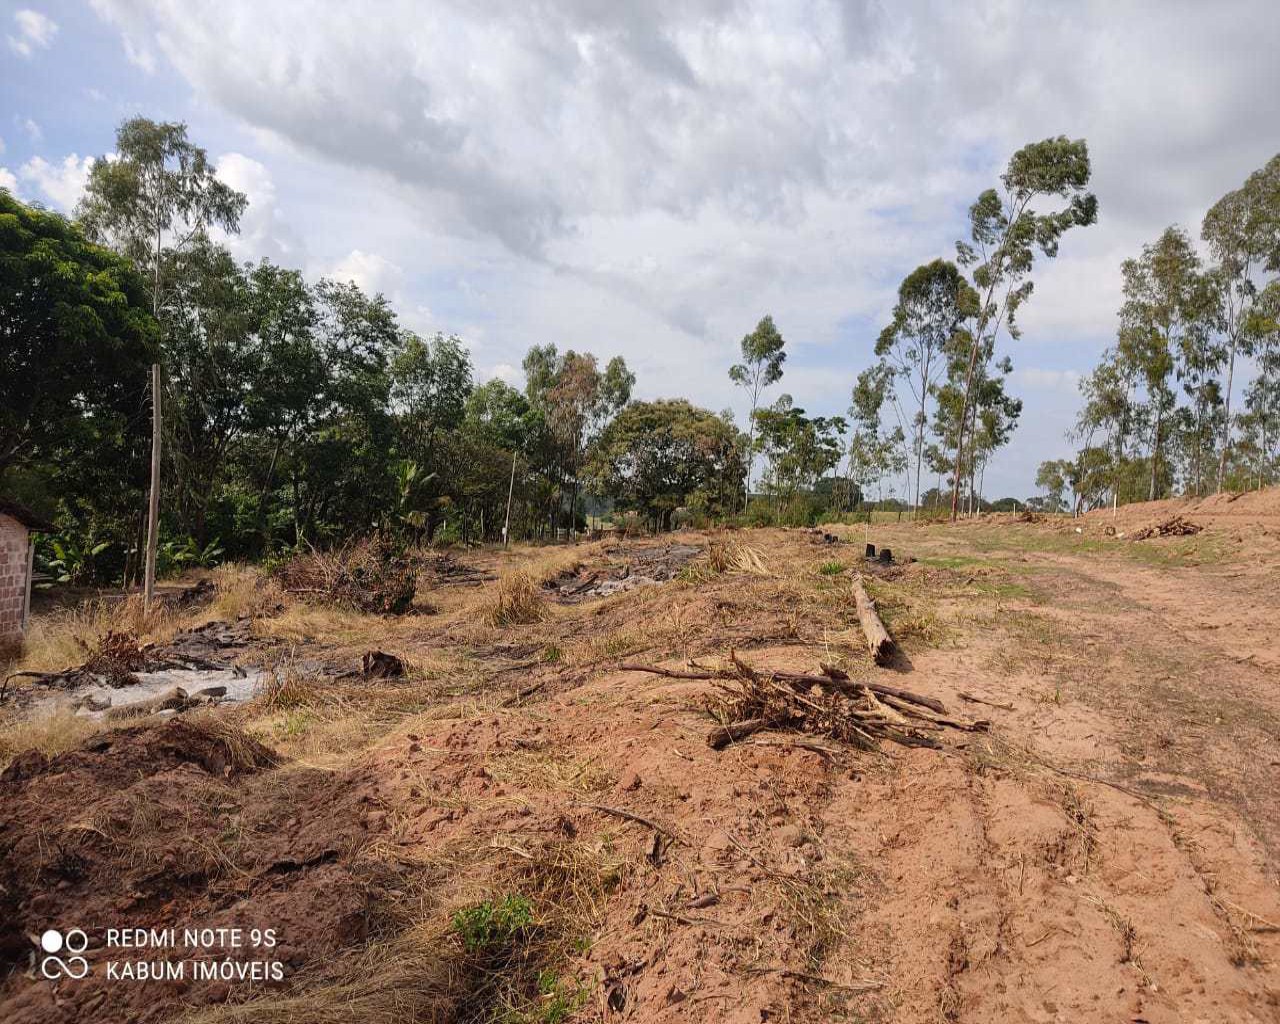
[589,399,744,529]
[950,136,1097,518]
[877,259,978,514]
[1118,226,1217,497]
[545,350,633,536]
[160,240,259,543]
[729,314,786,504]
[463,379,530,452]
[1035,459,1070,512]
[1202,153,1280,490]
[391,331,473,477]
[752,395,848,513]
[0,191,159,477]
[78,118,247,318]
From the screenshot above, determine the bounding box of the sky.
[3,1,1279,498]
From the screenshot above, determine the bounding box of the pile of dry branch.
[1131,515,1202,540]
[622,653,987,751]
[2,627,243,698]
[274,538,418,614]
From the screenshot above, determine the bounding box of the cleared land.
[3,490,1280,1023]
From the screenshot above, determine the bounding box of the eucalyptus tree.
[1074,349,1137,506]
[729,314,786,505]
[1117,227,1215,498]
[753,395,848,511]
[949,136,1097,519]
[78,118,247,319]
[847,365,907,507]
[877,259,978,515]
[1203,154,1280,490]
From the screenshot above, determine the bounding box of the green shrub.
[451,894,535,953]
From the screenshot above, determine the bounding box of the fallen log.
[852,574,895,665]
[707,717,771,749]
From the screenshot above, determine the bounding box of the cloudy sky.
[4,1,1279,497]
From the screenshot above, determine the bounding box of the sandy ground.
[2,491,1279,1023]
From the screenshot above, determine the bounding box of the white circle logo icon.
[40,928,89,980]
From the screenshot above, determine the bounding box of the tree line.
[13,114,1270,584]
[1037,156,1280,514]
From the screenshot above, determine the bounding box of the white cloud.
[19,118,42,143]
[7,8,57,57]
[87,0,155,71]
[0,136,5,156]
[328,249,403,297]
[482,363,519,385]
[78,0,1280,495]
[0,167,18,195]
[18,154,93,211]
[1010,368,1083,396]
[214,152,304,264]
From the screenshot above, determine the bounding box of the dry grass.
[706,538,771,575]
[0,707,100,769]
[180,835,620,1024]
[483,570,547,627]
[10,595,182,675]
[484,747,614,794]
[206,563,285,621]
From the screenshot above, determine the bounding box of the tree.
[1118,226,1217,497]
[1035,459,1070,512]
[847,365,906,506]
[78,118,247,318]
[160,239,259,544]
[754,395,848,512]
[1203,153,1280,491]
[729,314,786,505]
[589,399,744,529]
[0,190,159,477]
[391,332,473,469]
[877,259,978,515]
[463,379,530,452]
[950,137,1097,518]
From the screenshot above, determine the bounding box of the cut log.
[706,717,771,749]
[852,574,895,666]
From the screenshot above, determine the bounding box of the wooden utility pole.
[502,448,518,548]
[143,364,161,609]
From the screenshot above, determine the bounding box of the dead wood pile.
[622,653,987,751]
[1130,515,1202,540]
[274,538,418,614]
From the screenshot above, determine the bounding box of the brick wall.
[0,514,31,643]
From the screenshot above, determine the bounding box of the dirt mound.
[0,718,385,1024]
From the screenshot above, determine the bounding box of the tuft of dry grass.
[12,595,182,675]
[483,571,547,627]
[0,708,100,769]
[206,563,284,621]
[706,538,771,576]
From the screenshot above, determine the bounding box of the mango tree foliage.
[589,399,744,528]
[0,189,158,480]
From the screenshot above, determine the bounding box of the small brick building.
[0,499,54,647]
